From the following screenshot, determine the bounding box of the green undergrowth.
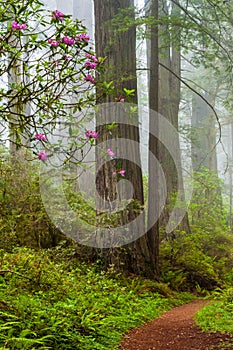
[196,288,233,334]
[0,247,194,350]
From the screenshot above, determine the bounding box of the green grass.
[0,247,194,349]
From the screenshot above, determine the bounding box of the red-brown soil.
[119,300,233,350]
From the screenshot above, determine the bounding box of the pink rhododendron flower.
[52,10,64,21]
[35,133,46,141]
[12,21,27,30]
[48,38,60,47]
[85,60,97,69]
[76,33,90,42]
[115,96,125,102]
[113,170,126,177]
[84,74,95,84]
[85,130,98,139]
[63,36,75,45]
[38,151,48,161]
[107,148,115,157]
[85,53,98,63]
[64,55,72,61]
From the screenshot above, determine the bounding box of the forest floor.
[119,300,233,350]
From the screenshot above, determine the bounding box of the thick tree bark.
[94,0,155,277]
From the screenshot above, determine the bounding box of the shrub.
[159,168,233,291]
[0,150,64,250]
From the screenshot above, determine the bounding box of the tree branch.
[159,61,221,141]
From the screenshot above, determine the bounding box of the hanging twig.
[159,61,229,172]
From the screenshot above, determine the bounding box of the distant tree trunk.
[191,89,222,218]
[228,122,233,230]
[157,0,190,236]
[191,92,218,174]
[8,31,22,153]
[8,63,23,154]
[8,33,29,155]
[94,0,155,277]
[147,0,160,276]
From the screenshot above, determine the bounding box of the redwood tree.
[94,0,156,277]
[147,0,160,276]
[148,0,190,237]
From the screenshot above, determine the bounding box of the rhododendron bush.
[0,0,104,161]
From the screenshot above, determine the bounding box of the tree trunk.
[157,0,190,237]
[191,92,218,174]
[191,89,222,221]
[94,0,155,277]
[8,30,29,155]
[228,122,233,230]
[147,0,160,277]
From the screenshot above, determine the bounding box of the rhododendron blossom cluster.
[113,170,126,177]
[52,10,64,21]
[38,151,48,161]
[85,53,98,63]
[84,74,95,84]
[7,5,122,179]
[48,34,92,48]
[64,55,72,61]
[107,148,115,157]
[12,21,27,30]
[115,96,125,102]
[35,133,46,141]
[63,36,75,45]
[76,33,90,42]
[86,60,97,69]
[48,38,60,47]
[85,130,99,139]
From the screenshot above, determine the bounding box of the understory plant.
[196,288,233,334]
[0,148,64,250]
[0,248,193,350]
[159,168,233,291]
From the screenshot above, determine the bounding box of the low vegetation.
[0,248,193,350]
[196,288,233,335]
[0,154,233,349]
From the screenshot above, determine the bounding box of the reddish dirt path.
[119,300,233,350]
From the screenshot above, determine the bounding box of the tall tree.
[191,92,218,174]
[147,0,160,276]
[94,0,156,277]
[146,0,190,237]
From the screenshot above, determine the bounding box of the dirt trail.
[119,300,233,350]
